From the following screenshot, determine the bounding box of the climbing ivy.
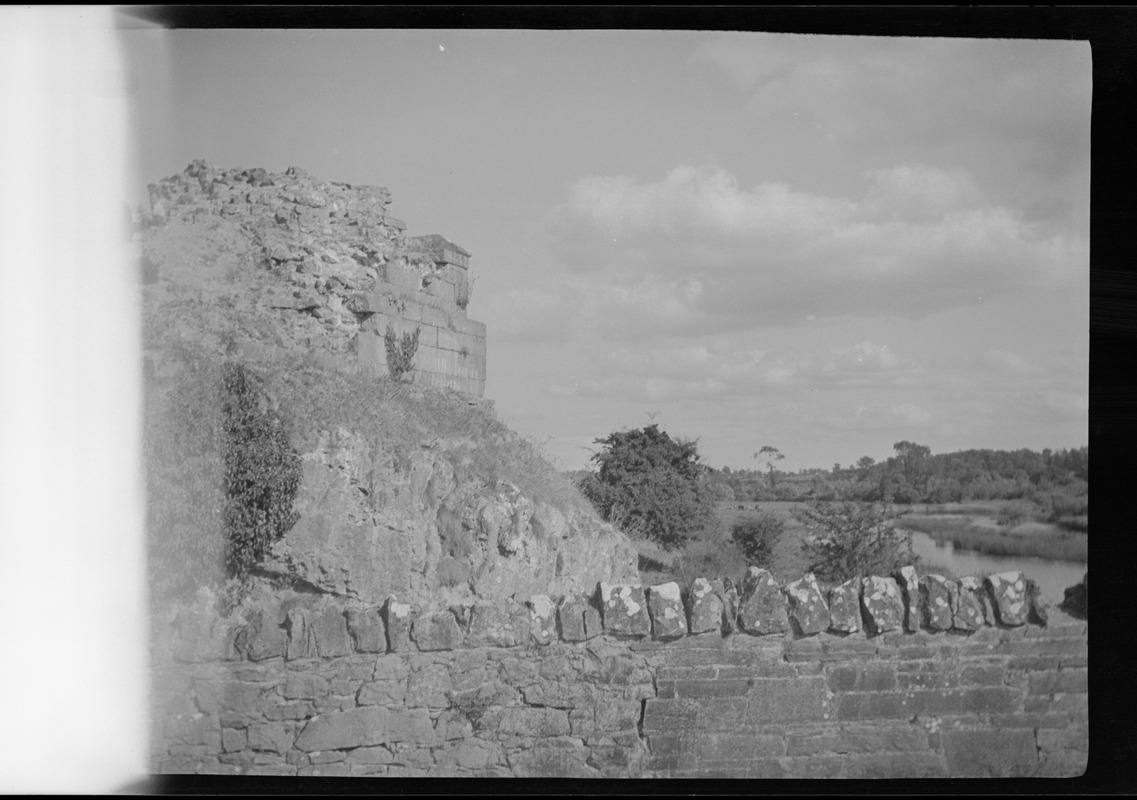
[220,362,302,582]
[144,356,301,607]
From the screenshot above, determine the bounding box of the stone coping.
[167,568,1058,663]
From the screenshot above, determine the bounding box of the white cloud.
[545,163,1086,337]
[820,401,932,431]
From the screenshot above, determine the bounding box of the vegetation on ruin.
[144,354,302,607]
[384,323,421,381]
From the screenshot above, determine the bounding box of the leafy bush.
[384,323,421,381]
[145,357,301,607]
[579,424,716,551]
[730,511,784,567]
[220,362,302,582]
[793,500,916,584]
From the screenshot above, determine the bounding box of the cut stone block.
[986,572,1029,626]
[466,600,530,647]
[783,573,829,635]
[528,595,558,645]
[828,578,862,633]
[647,582,688,641]
[384,597,414,652]
[919,574,956,631]
[411,609,463,651]
[599,583,650,637]
[737,568,788,636]
[686,577,726,635]
[894,565,920,632]
[861,576,905,634]
[345,607,387,653]
[557,593,601,642]
[954,577,989,630]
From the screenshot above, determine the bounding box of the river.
[907,530,1085,604]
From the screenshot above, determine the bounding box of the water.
[907,530,1085,604]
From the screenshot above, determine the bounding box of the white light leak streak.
[0,7,148,793]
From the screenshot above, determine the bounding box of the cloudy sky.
[119,24,1090,473]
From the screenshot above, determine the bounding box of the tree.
[892,441,932,498]
[579,424,716,550]
[755,445,785,489]
[793,500,916,584]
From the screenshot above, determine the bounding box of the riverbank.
[899,515,1087,562]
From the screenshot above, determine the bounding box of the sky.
[117,23,1090,474]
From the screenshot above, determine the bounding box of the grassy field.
[631,499,1087,586]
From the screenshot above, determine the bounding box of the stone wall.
[143,162,486,396]
[152,568,1087,779]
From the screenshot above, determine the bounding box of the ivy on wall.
[145,355,301,607]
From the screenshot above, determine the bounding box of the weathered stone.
[528,594,558,645]
[783,573,828,635]
[943,729,1038,777]
[737,568,789,635]
[238,609,287,661]
[686,577,725,634]
[894,565,920,632]
[384,597,414,651]
[405,663,452,708]
[345,607,387,653]
[191,679,265,715]
[311,605,353,657]
[284,609,315,660]
[283,671,329,701]
[294,707,434,751]
[986,571,1029,626]
[827,578,862,633]
[510,739,598,778]
[466,599,530,647]
[954,577,989,630]
[247,722,294,754]
[554,595,591,645]
[647,582,688,641]
[599,583,651,637]
[860,576,904,634]
[919,574,955,631]
[221,728,246,753]
[411,609,463,651]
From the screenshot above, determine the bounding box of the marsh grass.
[901,515,1087,562]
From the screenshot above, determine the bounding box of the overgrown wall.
[152,568,1087,779]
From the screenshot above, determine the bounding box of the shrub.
[220,362,302,583]
[730,511,784,567]
[793,500,916,584]
[579,424,716,551]
[145,357,301,608]
[384,323,420,381]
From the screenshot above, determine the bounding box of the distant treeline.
[703,444,1088,532]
